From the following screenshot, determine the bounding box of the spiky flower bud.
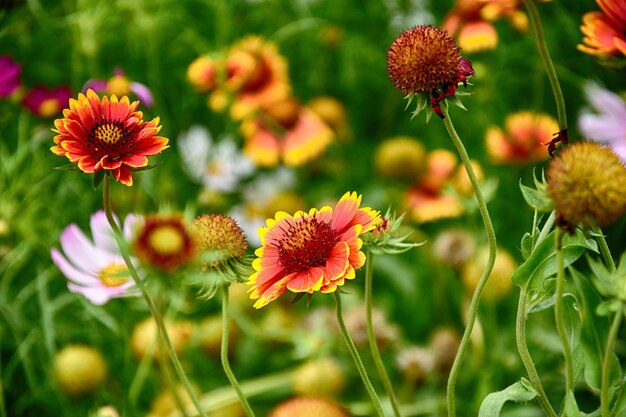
[190,214,248,269]
[547,142,626,229]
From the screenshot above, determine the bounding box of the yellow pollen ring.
[148,225,185,255]
[98,263,130,287]
[96,123,123,145]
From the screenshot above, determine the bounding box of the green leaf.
[521,232,533,261]
[519,181,552,212]
[478,378,538,417]
[512,229,597,292]
[92,170,105,189]
[563,391,583,417]
[52,163,80,171]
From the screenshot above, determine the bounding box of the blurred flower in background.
[178,125,255,192]
[578,0,626,58]
[22,85,72,118]
[268,396,350,417]
[240,97,334,167]
[0,55,21,98]
[578,82,626,163]
[83,67,154,107]
[443,0,529,53]
[375,136,426,182]
[50,210,141,305]
[404,149,465,223]
[485,111,556,164]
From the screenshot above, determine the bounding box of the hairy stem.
[334,292,386,417]
[554,228,574,393]
[103,175,208,417]
[516,289,559,417]
[441,106,497,417]
[601,310,623,417]
[365,250,403,417]
[221,285,256,417]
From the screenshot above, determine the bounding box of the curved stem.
[102,175,209,417]
[554,228,574,393]
[364,249,403,417]
[523,0,567,131]
[441,106,497,417]
[516,289,559,417]
[534,211,556,251]
[334,292,386,417]
[593,226,616,272]
[220,285,256,417]
[601,310,623,417]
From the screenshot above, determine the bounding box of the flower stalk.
[602,310,623,417]
[334,292,386,417]
[220,284,256,417]
[440,105,497,417]
[102,175,209,417]
[365,249,403,417]
[554,227,574,393]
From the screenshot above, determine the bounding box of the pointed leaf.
[478,378,538,417]
[92,170,105,189]
[512,229,597,292]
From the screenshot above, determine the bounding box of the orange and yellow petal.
[286,267,325,293]
[405,188,464,224]
[458,21,498,52]
[578,11,626,56]
[282,109,334,167]
[241,119,281,167]
[332,192,379,235]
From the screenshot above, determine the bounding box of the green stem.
[523,0,568,131]
[593,226,616,272]
[534,211,556,251]
[441,106,497,417]
[334,292,386,417]
[554,228,574,394]
[220,285,256,417]
[516,289,559,417]
[364,249,403,417]
[0,352,7,417]
[102,175,209,417]
[601,310,623,417]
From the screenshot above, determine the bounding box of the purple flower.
[578,82,626,163]
[51,211,142,305]
[83,67,154,107]
[22,85,72,117]
[0,55,22,98]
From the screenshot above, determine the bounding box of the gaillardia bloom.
[578,0,626,58]
[0,55,21,98]
[133,215,195,272]
[387,25,474,118]
[51,89,169,186]
[247,192,379,308]
[485,111,557,164]
[547,141,626,228]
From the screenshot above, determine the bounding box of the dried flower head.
[131,317,193,360]
[396,345,436,384]
[547,141,626,229]
[387,25,474,118]
[293,358,346,397]
[53,344,107,397]
[375,136,426,181]
[432,228,476,268]
[461,246,516,301]
[191,214,248,268]
[133,215,195,272]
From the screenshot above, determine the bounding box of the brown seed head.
[387,25,462,95]
[547,142,626,228]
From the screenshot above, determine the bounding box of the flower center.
[98,263,130,287]
[148,225,185,255]
[38,98,60,118]
[277,216,336,274]
[107,75,131,97]
[95,123,124,145]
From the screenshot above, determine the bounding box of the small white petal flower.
[51,211,142,305]
[178,125,255,192]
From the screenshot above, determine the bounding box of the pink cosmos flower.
[51,210,142,305]
[22,85,72,118]
[0,55,21,98]
[83,67,154,108]
[578,82,626,163]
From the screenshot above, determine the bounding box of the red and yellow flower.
[51,89,169,186]
[247,192,379,308]
[240,97,334,167]
[578,0,626,57]
[485,111,556,164]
